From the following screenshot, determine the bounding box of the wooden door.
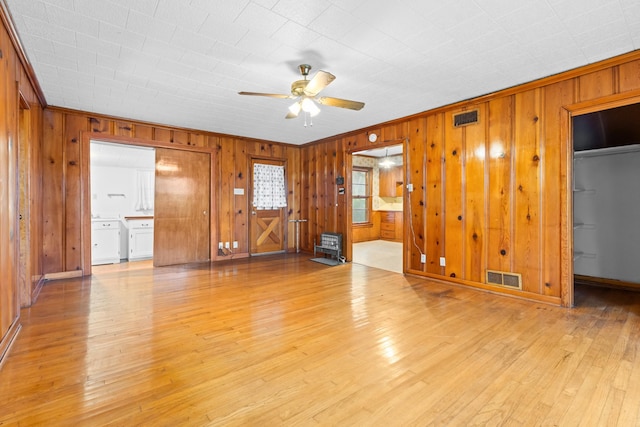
[250,159,286,255]
[153,148,210,266]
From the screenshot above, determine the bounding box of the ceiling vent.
[486,270,522,290]
[453,110,479,127]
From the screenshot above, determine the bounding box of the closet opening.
[572,102,640,296]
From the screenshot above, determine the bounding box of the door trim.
[80,132,214,275]
[562,89,640,307]
[249,156,288,256]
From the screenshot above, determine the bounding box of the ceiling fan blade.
[285,111,298,119]
[238,91,294,99]
[303,70,335,97]
[316,96,365,110]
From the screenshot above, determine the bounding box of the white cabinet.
[128,219,154,261]
[91,220,121,265]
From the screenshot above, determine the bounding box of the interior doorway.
[89,141,156,266]
[350,143,404,273]
[572,101,640,297]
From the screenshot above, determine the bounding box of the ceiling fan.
[238,64,365,124]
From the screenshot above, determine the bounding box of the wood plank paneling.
[513,89,542,293]
[190,133,206,147]
[135,124,153,140]
[233,140,248,254]
[172,130,189,145]
[578,69,615,102]
[64,115,86,271]
[217,137,236,257]
[42,110,65,273]
[153,128,171,143]
[89,116,112,134]
[425,114,444,275]
[443,110,464,279]
[618,60,640,93]
[114,121,134,137]
[487,96,514,274]
[407,117,426,271]
[464,104,487,283]
[292,146,303,252]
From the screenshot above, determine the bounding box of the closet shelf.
[574,223,596,229]
[573,188,595,194]
[574,251,596,261]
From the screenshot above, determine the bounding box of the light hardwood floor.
[353,240,402,273]
[1,255,639,425]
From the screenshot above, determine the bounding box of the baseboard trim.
[44,270,84,281]
[0,319,22,371]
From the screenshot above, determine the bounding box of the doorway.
[250,158,287,255]
[572,102,640,294]
[90,141,155,266]
[350,143,404,273]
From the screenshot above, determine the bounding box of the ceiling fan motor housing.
[291,80,309,96]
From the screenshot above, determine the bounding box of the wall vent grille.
[453,110,479,127]
[486,270,522,290]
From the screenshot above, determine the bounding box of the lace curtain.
[252,163,287,210]
[135,169,155,211]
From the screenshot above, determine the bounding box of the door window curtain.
[135,169,155,211]
[253,163,287,210]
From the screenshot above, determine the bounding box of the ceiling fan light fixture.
[239,63,364,123]
[288,101,301,117]
[301,97,320,117]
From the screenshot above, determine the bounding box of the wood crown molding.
[46,105,292,148]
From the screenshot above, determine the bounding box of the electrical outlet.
[407,183,414,192]
[440,257,446,267]
[218,242,223,249]
[225,242,230,249]
[233,241,238,249]
[420,254,426,263]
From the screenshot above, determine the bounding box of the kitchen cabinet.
[128,218,154,261]
[91,220,121,265]
[379,166,403,197]
[380,211,402,241]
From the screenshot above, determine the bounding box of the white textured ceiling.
[4,0,640,145]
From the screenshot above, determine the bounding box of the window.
[352,167,372,224]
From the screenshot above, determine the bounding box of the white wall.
[90,142,155,219]
[91,165,152,218]
[574,147,640,283]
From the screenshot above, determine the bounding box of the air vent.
[453,110,479,127]
[486,270,522,290]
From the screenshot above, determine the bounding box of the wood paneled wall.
[40,109,301,276]
[301,51,640,307]
[0,5,44,363]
